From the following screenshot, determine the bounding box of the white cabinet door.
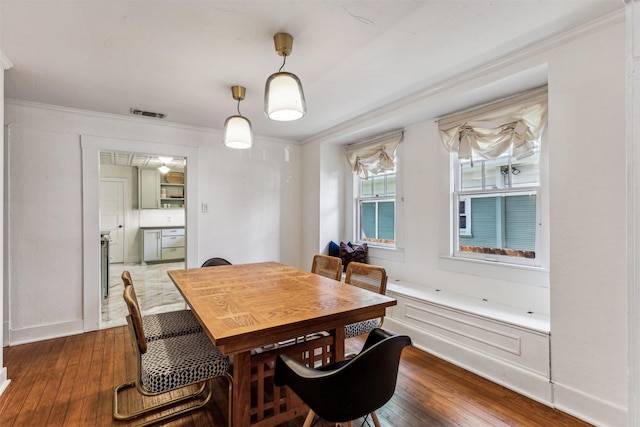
[139,169,160,209]
[100,179,125,263]
[143,230,162,262]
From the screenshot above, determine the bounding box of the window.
[358,170,396,246]
[453,151,540,265]
[439,86,547,266]
[346,130,403,248]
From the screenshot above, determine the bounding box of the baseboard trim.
[8,319,84,346]
[384,317,553,405]
[553,381,627,427]
[0,367,10,398]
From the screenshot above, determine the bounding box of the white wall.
[3,101,301,343]
[548,22,627,425]
[303,17,627,427]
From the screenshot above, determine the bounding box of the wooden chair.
[113,285,233,427]
[121,271,203,342]
[274,328,411,427]
[311,254,342,281]
[344,262,388,339]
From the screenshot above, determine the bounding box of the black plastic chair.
[201,257,232,267]
[274,328,412,427]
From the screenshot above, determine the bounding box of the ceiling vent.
[130,108,166,119]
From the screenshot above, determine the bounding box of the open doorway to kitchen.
[99,152,188,329]
[81,135,200,333]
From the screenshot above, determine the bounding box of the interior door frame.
[81,135,199,332]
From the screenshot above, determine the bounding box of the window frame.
[356,170,397,248]
[451,152,542,267]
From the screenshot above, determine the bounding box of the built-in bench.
[383,278,553,406]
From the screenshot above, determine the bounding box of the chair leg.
[371,411,382,427]
[225,373,234,427]
[113,379,210,425]
[302,409,316,427]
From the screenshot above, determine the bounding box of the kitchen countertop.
[139,225,185,229]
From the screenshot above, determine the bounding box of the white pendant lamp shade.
[265,32,306,121]
[223,85,253,149]
[265,72,306,121]
[223,115,253,149]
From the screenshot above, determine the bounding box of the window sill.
[438,255,549,288]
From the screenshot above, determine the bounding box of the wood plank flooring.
[0,327,592,426]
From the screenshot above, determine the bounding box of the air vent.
[130,108,166,119]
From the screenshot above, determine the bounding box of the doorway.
[98,151,188,329]
[81,135,200,332]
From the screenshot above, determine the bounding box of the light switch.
[202,202,209,213]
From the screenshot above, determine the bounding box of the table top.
[167,261,397,354]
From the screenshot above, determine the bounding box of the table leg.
[233,350,252,427]
[331,326,346,362]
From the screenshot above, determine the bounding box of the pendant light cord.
[237,99,242,115]
[278,55,287,73]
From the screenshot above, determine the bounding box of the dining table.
[167,261,397,427]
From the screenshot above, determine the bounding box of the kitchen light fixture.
[264,32,306,121]
[158,156,172,174]
[223,85,253,149]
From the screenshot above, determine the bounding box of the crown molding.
[302,8,625,146]
[5,98,297,145]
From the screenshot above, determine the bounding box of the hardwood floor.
[0,327,591,427]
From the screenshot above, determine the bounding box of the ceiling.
[1,1,623,144]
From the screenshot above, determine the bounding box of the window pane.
[377,201,395,241]
[360,202,377,240]
[484,157,510,189]
[458,193,536,259]
[460,162,483,190]
[386,174,396,195]
[511,153,540,187]
[361,179,373,197]
[373,176,385,195]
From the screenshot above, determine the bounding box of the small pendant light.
[223,85,253,149]
[265,33,306,121]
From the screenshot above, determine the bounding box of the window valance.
[438,86,548,161]
[346,130,403,179]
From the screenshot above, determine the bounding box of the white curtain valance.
[438,86,548,161]
[346,130,403,179]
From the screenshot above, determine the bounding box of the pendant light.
[264,32,306,121]
[157,157,172,174]
[223,85,253,149]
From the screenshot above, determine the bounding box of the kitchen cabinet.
[139,169,160,209]
[142,227,185,263]
[139,169,184,209]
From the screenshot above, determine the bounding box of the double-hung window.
[439,86,547,267]
[347,130,403,248]
[358,169,396,245]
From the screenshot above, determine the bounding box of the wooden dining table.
[167,261,397,427]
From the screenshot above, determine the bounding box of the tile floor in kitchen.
[101,261,186,329]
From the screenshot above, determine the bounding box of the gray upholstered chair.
[113,284,233,427]
[344,262,388,339]
[121,271,202,342]
[311,254,342,281]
